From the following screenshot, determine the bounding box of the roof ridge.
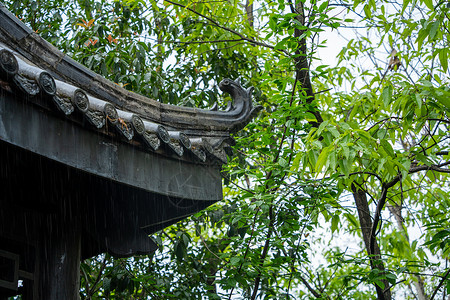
[0,44,229,164]
[0,4,260,134]
[0,4,261,164]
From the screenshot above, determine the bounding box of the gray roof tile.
[0,8,261,165]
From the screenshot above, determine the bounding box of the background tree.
[5,0,450,298]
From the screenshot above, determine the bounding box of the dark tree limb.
[85,254,108,297]
[353,160,450,299]
[369,184,389,256]
[298,273,323,298]
[245,0,254,27]
[370,160,450,257]
[289,0,324,127]
[351,183,392,300]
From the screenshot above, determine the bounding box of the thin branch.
[430,268,450,300]
[348,171,383,183]
[314,88,332,95]
[436,151,449,156]
[272,221,326,298]
[427,118,450,125]
[195,227,229,266]
[249,37,305,300]
[227,205,260,300]
[369,160,450,256]
[168,38,246,44]
[161,229,174,243]
[221,173,255,195]
[88,255,108,297]
[163,0,289,56]
[369,184,391,256]
[250,205,275,300]
[298,273,323,298]
[118,259,160,299]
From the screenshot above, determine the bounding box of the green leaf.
[363,4,372,18]
[416,152,432,166]
[432,229,450,241]
[342,144,349,159]
[331,214,340,233]
[429,21,440,41]
[345,213,359,228]
[381,85,392,107]
[329,150,337,170]
[318,1,328,12]
[439,49,448,73]
[373,279,385,289]
[338,157,350,177]
[380,140,395,157]
[401,0,410,14]
[230,257,241,266]
[175,241,186,261]
[103,277,111,293]
[435,92,450,109]
[315,145,332,173]
[415,93,422,110]
[422,0,434,10]
[329,126,340,138]
[316,120,329,137]
[385,272,397,284]
[400,158,411,179]
[279,157,288,168]
[290,152,302,173]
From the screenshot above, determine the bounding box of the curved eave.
[0,3,259,134]
[0,43,231,164]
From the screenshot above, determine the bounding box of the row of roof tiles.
[0,45,229,163]
[0,3,261,165]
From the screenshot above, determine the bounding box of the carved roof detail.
[0,3,260,164]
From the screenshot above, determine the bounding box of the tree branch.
[367,159,450,296]
[430,268,450,300]
[227,204,259,300]
[88,255,109,296]
[250,203,275,300]
[291,0,323,126]
[369,161,450,259]
[369,184,392,256]
[163,0,289,55]
[168,38,246,44]
[351,183,391,300]
[298,272,323,298]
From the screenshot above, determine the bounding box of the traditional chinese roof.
[0,2,260,262]
[0,3,259,166]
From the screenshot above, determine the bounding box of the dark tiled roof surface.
[0,3,260,165]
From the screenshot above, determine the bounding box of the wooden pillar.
[35,217,81,300]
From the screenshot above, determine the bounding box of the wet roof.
[0,3,262,258]
[0,2,259,165]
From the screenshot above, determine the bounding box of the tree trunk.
[293,0,323,126]
[352,184,392,300]
[387,203,427,300]
[245,0,253,27]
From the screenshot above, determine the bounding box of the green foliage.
[5,0,450,298]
